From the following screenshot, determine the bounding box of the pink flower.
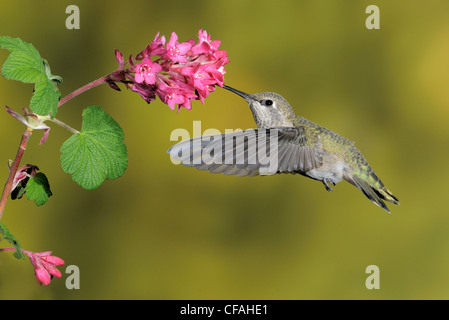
[181,59,227,103]
[191,29,221,56]
[11,164,38,191]
[115,49,124,66]
[149,32,166,56]
[156,83,197,111]
[0,247,65,286]
[0,247,64,286]
[136,32,167,60]
[134,58,162,85]
[181,65,216,103]
[164,32,192,63]
[25,250,65,286]
[131,82,157,103]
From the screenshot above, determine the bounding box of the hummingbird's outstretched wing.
[167,127,323,177]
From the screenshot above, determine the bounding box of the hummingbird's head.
[222,85,296,128]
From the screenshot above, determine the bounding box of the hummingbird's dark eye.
[262,99,273,106]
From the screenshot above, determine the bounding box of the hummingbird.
[168,85,399,213]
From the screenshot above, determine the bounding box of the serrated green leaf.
[60,105,128,190]
[0,36,42,60]
[0,36,45,83]
[1,36,61,118]
[2,52,46,83]
[30,78,60,118]
[25,172,52,206]
[0,222,25,260]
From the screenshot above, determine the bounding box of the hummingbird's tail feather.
[376,186,399,205]
[346,176,399,213]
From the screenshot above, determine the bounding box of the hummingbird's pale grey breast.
[168,85,399,212]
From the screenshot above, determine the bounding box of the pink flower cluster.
[0,247,64,285]
[26,250,65,285]
[110,29,229,111]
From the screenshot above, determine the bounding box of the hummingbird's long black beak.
[222,85,251,101]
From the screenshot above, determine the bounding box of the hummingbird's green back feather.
[294,116,399,212]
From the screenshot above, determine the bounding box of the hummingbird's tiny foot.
[323,180,333,192]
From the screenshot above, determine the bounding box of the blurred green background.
[0,0,448,299]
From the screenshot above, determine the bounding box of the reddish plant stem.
[58,74,111,108]
[0,128,33,221]
[0,74,113,221]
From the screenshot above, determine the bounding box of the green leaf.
[0,36,42,58]
[2,51,46,83]
[60,105,128,190]
[0,36,45,83]
[30,78,60,118]
[0,36,62,118]
[0,222,25,259]
[26,172,52,206]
